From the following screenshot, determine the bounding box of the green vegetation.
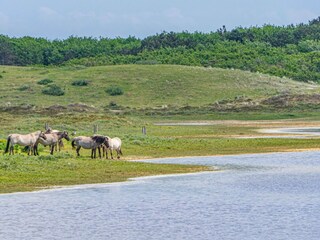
[0,153,208,193]
[1,64,319,111]
[1,16,320,193]
[18,84,31,91]
[37,78,53,85]
[42,84,65,96]
[106,85,124,96]
[1,17,320,81]
[71,79,89,86]
[2,110,320,193]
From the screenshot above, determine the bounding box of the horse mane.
[91,135,106,144]
[32,130,43,135]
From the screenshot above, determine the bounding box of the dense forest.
[1,17,320,82]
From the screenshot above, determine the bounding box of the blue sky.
[0,0,319,39]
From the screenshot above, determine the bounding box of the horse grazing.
[34,131,70,155]
[103,136,123,159]
[71,135,109,159]
[4,131,47,155]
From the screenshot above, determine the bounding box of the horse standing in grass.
[71,135,109,158]
[103,136,123,159]
[4,131,47,155]
[45,128,66,151]
[34,131,70,155]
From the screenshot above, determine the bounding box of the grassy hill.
[0,64,319,112]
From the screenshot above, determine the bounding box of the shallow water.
[1,151,320,240]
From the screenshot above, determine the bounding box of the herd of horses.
[4,128,123,159]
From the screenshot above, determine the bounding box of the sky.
[0,0,319,39]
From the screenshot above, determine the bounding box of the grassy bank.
[2,112,320,194]
[0,154,208,194]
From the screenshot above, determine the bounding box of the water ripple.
[1,151,320,240]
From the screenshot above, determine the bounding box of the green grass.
[0,153,208,193]
[1,65,318,109]
[2,64,320,194]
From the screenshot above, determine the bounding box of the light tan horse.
[45,128,65,151]
[102,136,123,159]
[71,135,109,158]
[34,131,70,155]
[4,131,47,155]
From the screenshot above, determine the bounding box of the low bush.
[71,79,89,86]
[37,79,53,85]
[106,86,124,96]
[42,84,65,96]
[18,84,31,91]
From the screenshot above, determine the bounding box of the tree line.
[1,17,320,81]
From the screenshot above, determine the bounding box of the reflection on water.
[1,151,320,240]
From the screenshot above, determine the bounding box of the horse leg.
[105,148,109,159]
[98,147,101,159]
[102,146,105,158]
[33,145,36,156]
[33,144,38,156]
[116,149,120,159]
[110,150,114,159]
[10,145,13,155]
[76,146,81,156]
[91,148,96,159]
[35,145,39,156]
[50,145,54,155]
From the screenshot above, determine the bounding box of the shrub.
[37,79,53,85]
[71,79,89,86]
[106,86,124,96]
[18,84,31,91]
[109,101,118,108]
[42,84,65,96]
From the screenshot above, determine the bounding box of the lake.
[1,151,320,240]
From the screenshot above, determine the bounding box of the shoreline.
[2,126,320,195]
[0,170,216,196]
[2,148,320,196]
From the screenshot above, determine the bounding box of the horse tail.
[71,139,76,149]
[119,148,123,156]
[4,136,11,154]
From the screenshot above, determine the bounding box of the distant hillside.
[0,17,320,82]
[0,65,318,114]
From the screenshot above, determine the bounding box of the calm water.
[1,151,320,240]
